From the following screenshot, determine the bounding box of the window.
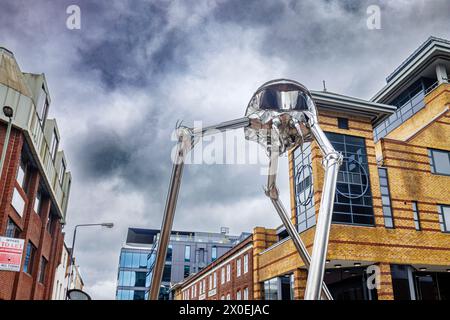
[237,258,241,277]
[184,245,190,262]
[16,159,28,190]
[23,241,36,274]
[328,133,374,226]
[36,85,49,125]
[338,117,349,130]
[166,245,173,262]
[184,265,190,278]
[428,149,450,175]
[38,257,47,283]
[378,168,394,228]
[293,142,315,232]
[199,280,203,294]
[59,159,66,185]
[221,267,225,284]
[213,272,217,288]
[162,264,171,282]
[221,295,225,300]
[438,205,450,232]
[11,187,25,217]
[412,201,421,231]
[264,278,279,300]
[50,129,59,161]
[5,218,20,238]
[226,264,231,282]
[211,246,217,261]
[34,190,42,215]
[236,290,241,300]
[46,213,53,233]
[209,275,212,289]
[226,293,231,300]
[243,254,249,274]
[243,287,249,300]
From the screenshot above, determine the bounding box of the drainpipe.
[0,106,14,182]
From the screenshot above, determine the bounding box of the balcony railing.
[374,81,439,142]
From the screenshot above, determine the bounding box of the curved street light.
[65,222,114,299]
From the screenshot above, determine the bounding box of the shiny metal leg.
[149,132,188,300]
[149,119,250,300]
[304,122,342,300]
[265,133,333,300]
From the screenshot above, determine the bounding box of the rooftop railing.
[374,80,439,142]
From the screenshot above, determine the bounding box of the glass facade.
[116,228,241,300]
[293,133,374,229]
[325,266,378,300]
[374,78,436,142]
[263,278,278,300]
[329,133,374,225]
[116,248,170,300]
[293,142,315,232]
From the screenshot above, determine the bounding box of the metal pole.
[64,223,112,299]
[265,148,333,300]
[149,119,250,300]
[149,138,186,300]
[0,116,13,181]
[304,123,342,300]
[65,226,78,299]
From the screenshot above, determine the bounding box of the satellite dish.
[67,289,91,300]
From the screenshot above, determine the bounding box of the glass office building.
[116,227,249,300]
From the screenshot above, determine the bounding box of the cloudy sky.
[1,0,449,299]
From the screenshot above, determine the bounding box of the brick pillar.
[31,197,51,299]
[252,227,267,300]
[378,263,394,300]
[293,268,307,300]
[45,223,64,299]
[12,170,40,299]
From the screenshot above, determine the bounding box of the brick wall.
[257,93,450,300]
[0,125,66,300]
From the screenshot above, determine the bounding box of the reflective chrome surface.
[150,79,342,300]
[244,79,317,155]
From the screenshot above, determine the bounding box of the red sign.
[0,236,25,272]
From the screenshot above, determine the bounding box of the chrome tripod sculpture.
[149,79,342,300]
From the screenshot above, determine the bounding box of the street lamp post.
[0,106,14,182]
[66,222,114,299]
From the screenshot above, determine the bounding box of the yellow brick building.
[253,37,450,300]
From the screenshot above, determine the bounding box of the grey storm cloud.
[1,0,450,299]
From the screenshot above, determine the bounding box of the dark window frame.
[293,142,315,232]
[438,204,450,233]
[38,257,48,283]
[5,217,21,238]
[184,245,191,262]
[328,132,375,226]
[338,117,349,130]
[412,201,421,231]
[23,241,37,275]
[428,149,450,176]
[378,167,395,229]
